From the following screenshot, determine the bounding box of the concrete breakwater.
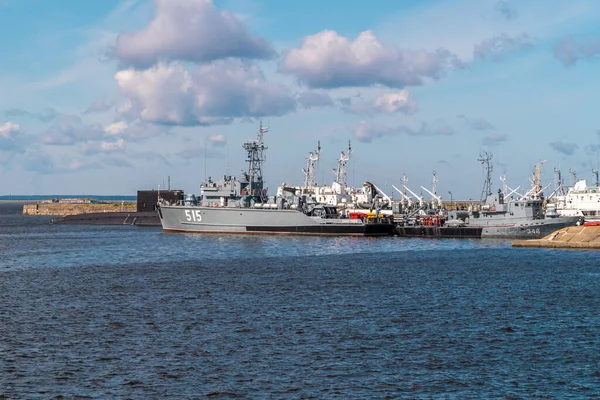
[512,225,600,249]
[23,202,137,216]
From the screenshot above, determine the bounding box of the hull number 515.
[185,210,202,222]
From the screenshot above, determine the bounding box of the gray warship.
[396,154,581,239]
[157,123,395,236]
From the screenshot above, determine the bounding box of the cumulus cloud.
[115,60,296,126]
[0,122,28,153]
[553,36,600,66]
[83,98,114,114]
[113,0,274,68]
[355,120,455,143]
[549,140,578,155]
[347,90,417,115]
[457,115,495,131]
[296,92,334,109]
[482,133,508,146]
[355,121,399,143]
[21,151,100,174]
[372,91,418,114]
[5,107,58,122]
[39,115,106,146]
[474,33,534,60]
[81,139,126,155]
[104,120,169,142]
[282,30,460,89]
[207,134,227,147]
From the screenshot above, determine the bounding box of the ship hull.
[396,217,579,239]
[158,205,394,236]
[51,211,160,226]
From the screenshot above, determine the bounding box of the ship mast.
[534,160,545,195]
[431,170,439,206]
[478,151,493,202]
[302,141,321,188]
[333,140,352,188]
[569,168,577,186]
[554,167,565,196]
[243,121,268,196]
[593,169,599,187]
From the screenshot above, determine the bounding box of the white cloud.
[355,120,399,143]
[474,33,535,60]
[0,122,28,153]
[83,97,114,114]
[105,121,129,135]
[115,60,296,126]
[20,151,101,174]
[105,120,169,142]
[482,133,508,146]
[296,92,334,109]
[5,108,58,122]
[39,115,106,146]
[81,138,126,155]
[377,0,600,62]
[281,30,460,89]
[554,36,600,66]
[355,119,455,143]
[113,0,274,68]
[371,90,417,114]
[457,115,495,131]
[342,90,417,115]
[0,122,21,138]
[208,134,227,147]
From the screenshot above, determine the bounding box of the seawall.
[512,225,600,249]
[23,202,137,216]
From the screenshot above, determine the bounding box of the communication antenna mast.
[593,169,599,188]
[401,173,409,206]
[554,168,565,196]
[478,151,493,202]
[534,160,546,198]
[431,170,439,204]
[302,141,321,188]
[333,140,352,187]
[569,168,577,186]
[500,173,508,196]
[243,121,268,196]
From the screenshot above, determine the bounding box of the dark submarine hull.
[51,211,160,226]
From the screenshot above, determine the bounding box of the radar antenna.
[478,151,493,202]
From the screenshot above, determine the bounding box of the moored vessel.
[157,123,394,236]
[395,155,581,239]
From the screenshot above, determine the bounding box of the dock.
[23,202,136,216]
[512,225,600,249]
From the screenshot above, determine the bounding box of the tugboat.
[396,154,581,239]
[157,123,395,236]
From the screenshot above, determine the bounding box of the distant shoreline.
[0,196,137,201]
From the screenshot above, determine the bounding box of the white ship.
[554,177,600,225]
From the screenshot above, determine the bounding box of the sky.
[1,0,600,198]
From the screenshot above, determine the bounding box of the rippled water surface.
[1,202,600,398]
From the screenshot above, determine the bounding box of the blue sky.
[1,0,600,197]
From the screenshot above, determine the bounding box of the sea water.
[1,202,599,398]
